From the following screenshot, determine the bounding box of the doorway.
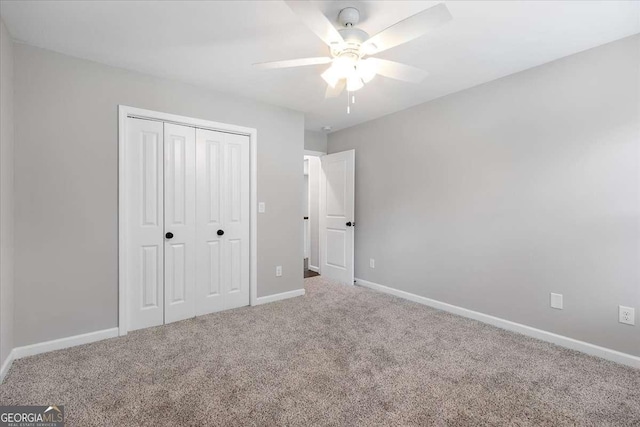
[303,149,355,285]
[303,153,321,278]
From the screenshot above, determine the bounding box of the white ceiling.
[1,1,638,132]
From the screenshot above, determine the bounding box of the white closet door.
[195,129,250,314]
[221,133,250,309]
[164,123,197,324]
[126,118,164,331]
[195,129,225,314]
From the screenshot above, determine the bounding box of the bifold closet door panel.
[126,118,165,331]
[164,123,197,324]
[195,128,225,315]
[222,132,250,310]
[195,129,250,314]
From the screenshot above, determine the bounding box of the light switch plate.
[550,293,563,310]
[276,266,282,277]
[258,202,266,213]
[369,258,375,268]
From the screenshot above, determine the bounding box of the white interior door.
[125,118,164,331]
[195,129,250,314]
[164,123,196,324]
[320,150,355,285]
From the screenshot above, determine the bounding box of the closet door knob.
[346,222,352,227]
[165,232,174,239]
[217,230,224,236]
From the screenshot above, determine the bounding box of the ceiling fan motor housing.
[334,28,369,58]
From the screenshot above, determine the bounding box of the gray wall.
[14,43,304,347]
[304,130,327,153]
[328,35,640,357]
[0,17,14,366]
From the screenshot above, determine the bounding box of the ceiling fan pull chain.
[352,94,356,104]
[347,90,351,114]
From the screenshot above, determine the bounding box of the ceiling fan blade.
[368,58,428,83]
[285,0,345,47]
[362,3,452,55]
[253,57,332,69]
[325,79,346,98]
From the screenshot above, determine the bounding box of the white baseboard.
[0,350,15,384]
[12,328,119,360]
[356,278,640,369]
[254,289,306,306]
[308,265,319,273]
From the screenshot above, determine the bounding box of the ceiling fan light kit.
[254,1,453,113]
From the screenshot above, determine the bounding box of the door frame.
[303,150,325,274]
[304,149,326,157]
[118,105,258,336]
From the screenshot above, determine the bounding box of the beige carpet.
[1,276,639,426]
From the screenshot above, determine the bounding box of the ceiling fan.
[254,1,452,104]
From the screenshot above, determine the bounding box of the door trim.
[118,105,258,336]
[304,149,326,157]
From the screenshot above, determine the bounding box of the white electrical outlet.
[275,266,282,277]
[550,293,563,310]
[258,202,266,213]
[619,306,635,325]
[370,258,375,268]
